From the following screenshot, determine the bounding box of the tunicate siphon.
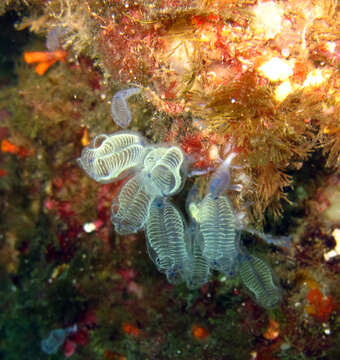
[208,152,237,197]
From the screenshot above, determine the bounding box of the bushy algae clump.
[12,0,340,222]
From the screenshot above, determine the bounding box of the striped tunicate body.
[238,253,281,308]
[77,131,146,183]
[184,222,211,289]
[184,182,210,289]
[198,193,240,273]
[141,146,186,196]
[110,174,154,235]
[145,198,189,284]
[111,87,141,128]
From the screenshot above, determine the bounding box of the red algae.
[191,324,210,340]
[122,323,140,337]
[306,288,335,322]
[104,350,127,360]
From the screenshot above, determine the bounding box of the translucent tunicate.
[145,198,189,284]
[198,193,240,273]
[46,27,68,51]
[111,174,154,234]
[41,329,66,355]
[41,325,77,355]
[77,131,146,183]
[111,87,141,128]
[238,253,281,308]
[183,182,210,289]
[184,222,211,289]
[141,146,186,196]
[146,240,183,284]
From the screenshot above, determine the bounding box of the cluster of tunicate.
[78,133,282,308]
[183,153,281,307]
[78,131,187,236]
[181,153,242,288]
[110,144,187,235]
